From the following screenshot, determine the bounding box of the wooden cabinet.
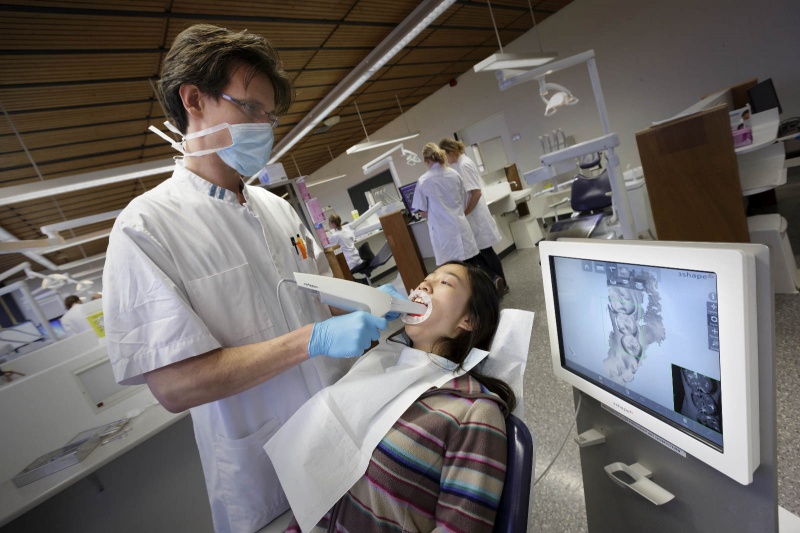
[379,210,427,293]
[324,245,355,281]
[635,105,750,243]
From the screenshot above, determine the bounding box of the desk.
[0,404,190,529]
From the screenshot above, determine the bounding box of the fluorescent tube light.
[0,161,172,207]
[257,0,457,178]
[346,132,420,154]
[306,174,347,188]
[473,52,557,72]
[41,209,122,238]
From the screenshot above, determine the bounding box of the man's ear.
[457,314,474,332]
[179,84,204,120]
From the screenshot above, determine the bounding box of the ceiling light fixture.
[254,0,456,178]
[0,208,122,254]
[0,160,173,207]
[40,209,123,239]
[307,146,349,188]
[473,0,556,73]
[54,253,106,271]
[306,174,347,188]
[346,95,420,155]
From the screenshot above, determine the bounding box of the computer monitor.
[539,239,769,485]
[398,182,418,213]
[49,318,67,338]
[748,78,782,115]
[0,321,46,353]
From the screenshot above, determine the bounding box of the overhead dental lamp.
[538,78,579,116]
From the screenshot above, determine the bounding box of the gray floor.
[500,247,800,533]
[377,169,800,531]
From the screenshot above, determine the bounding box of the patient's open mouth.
[403,291,432,324]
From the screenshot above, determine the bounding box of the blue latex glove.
[308,311,388,358]
[377,283,408,320]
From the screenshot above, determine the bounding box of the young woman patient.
[285,260,516,533]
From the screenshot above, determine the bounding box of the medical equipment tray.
[12,418,129,488]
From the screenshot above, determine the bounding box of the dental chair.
[494,413,535,533]
[546,152,615,240]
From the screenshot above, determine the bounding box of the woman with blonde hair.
[440,138,508,294]
[411,143,479,266]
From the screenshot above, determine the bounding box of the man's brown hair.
[158,24,294,133]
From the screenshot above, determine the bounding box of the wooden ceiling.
[0,0,572,276]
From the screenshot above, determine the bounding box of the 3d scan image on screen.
[552,257,723,447]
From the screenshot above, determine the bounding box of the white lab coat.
[60,303,92,336]
[103,161,351,533]
[455,153,502,250]
[412,162,479,265]
[327,224,363,270]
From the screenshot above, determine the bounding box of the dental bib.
[265,345,488,533]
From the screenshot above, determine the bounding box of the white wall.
[307,0,800,221]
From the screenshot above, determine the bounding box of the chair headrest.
[478,309,534,417]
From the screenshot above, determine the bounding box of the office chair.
[351,241,393,286]
[494,413,535,533]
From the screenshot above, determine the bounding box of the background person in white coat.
[102,24,388,533]
[60,294,91,336]
[327,214,364,272]
[411,143,481,267]
[440,138,508,294]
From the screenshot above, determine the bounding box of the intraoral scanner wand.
[294,273,428,317]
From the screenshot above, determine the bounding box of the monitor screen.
[539,239,766,485]
[551,256,723,448]
[398,182,418,213]
[0,321,45,352]
[748,78,782,114]
[49,318,67,338]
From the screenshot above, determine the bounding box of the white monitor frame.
[539,239,763,485]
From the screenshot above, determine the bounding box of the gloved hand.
[377,283,407,320]
[308,311,388,358]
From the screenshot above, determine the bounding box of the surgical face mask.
[148,121,274,176]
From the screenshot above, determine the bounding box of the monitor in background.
[49,318,67,338]
[0,321,46,354]
[539,239,770,485]
[399,181,418,213]
[748,78,782,114]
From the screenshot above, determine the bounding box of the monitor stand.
[574,383,777,532]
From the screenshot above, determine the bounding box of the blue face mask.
[149,121,274,177]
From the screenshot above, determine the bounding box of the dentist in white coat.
[412,143,480,266]
[102,24,389,533]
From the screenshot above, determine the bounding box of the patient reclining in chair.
[266,261,533,533]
